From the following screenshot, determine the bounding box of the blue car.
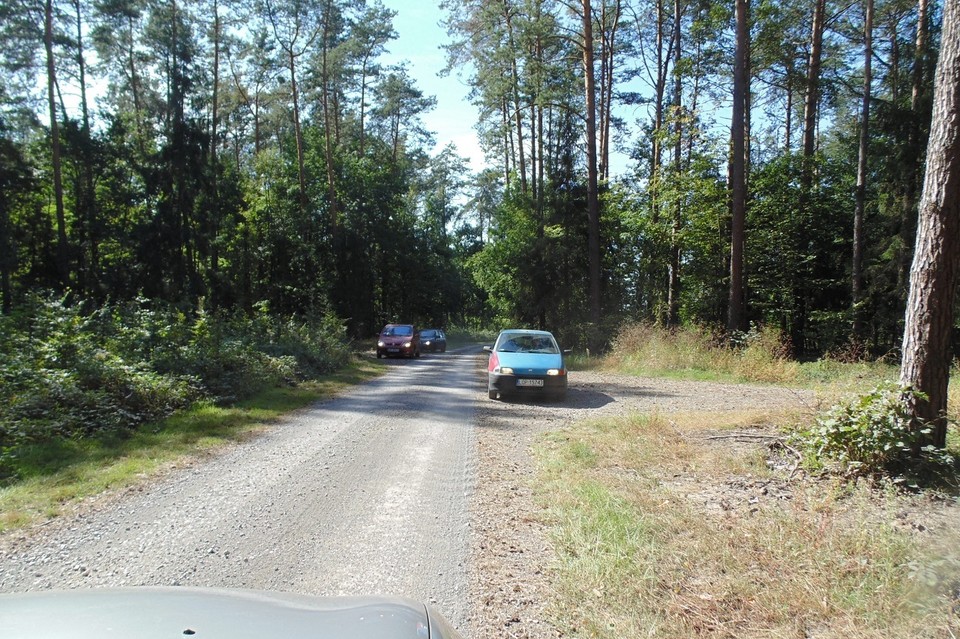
[420,328,447,353]
[484,329,568,401]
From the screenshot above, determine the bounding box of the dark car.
[420,329,447,353]
[0,587,464,639]
[376,324,420,359]
[484,329,568,401]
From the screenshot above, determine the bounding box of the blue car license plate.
[388,348,400,353]
[517,379,544,387]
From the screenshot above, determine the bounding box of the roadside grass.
[620,324,880,385]
[600,322,960,429]
[537,410,960,638]
[600,323,937,398]
[0,357,386,534]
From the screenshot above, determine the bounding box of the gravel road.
[0,349,480,631]
[0,347,820,638]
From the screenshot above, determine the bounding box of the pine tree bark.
[45,0,69,288]
[802,0,825,166]
[582,0,602,326]
[852,0,873,340]
[899,0,960,450]
[897,0,930,299]
[650,0,667,223]
[598,0,620,181]
[503,0,528,195]
[792,0,826,353]
[727,0,748,334]
[71,0,97,297]
[666,0,682,327]
[210,0,222,307]
[321,0,339,230]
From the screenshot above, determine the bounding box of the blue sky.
[378,0,640,178]
[379,0,484,171]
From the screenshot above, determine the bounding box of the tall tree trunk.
[910,0,928,114]
[72,0,97,296]
[899,0,960,450]
[503,0,528,194]
[289,51,308,215]
[784,57,793,153]
[45,0,69,289]
[534,3,545,203]
[126,15,146,157]
[802,0,825,168]
[744,18,752,182]
[852,0,873,340]
[359,52,371,157]
[210,0,222,307]
[666,0,682,327]
[264,0,310,218]
[582,0,602,327]
[728,0,748,334]
[888,16,900,104]
[538,103,545,208]
[321,0,339,230]
[598,0,620,181]
[502,96,512,187]
[793,0,826,353]
[0,170,13,314]
[650,0,667,223]
[898,0,929,298]
[529,98,538,204]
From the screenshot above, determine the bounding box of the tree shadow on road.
[490,386,615,410]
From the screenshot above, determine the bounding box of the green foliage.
[671,156,732,325]
[259,313,352,378]
[0,297,196,473]
[0,294,352,481]
[747,153,857,354]
[796,383,958,482]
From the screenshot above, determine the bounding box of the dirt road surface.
[468,365,817,639]
[0,349,479,630]
[0,347,818,637]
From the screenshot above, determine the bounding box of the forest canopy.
[0,0,946,356]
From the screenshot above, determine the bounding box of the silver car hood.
[0,587,463,639]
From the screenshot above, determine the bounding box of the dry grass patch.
[605,323,801,385]
[537,410,960,638]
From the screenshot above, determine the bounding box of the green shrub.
[0,297,198,473]
[0,294,353,480]
[262,313,352,377]
[795,383,957,482]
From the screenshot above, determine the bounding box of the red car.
[376,324,420,359]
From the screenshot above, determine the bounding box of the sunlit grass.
[602,323,908,391]
[536,411,960,638]
[603,323,801,384]
[0,357,386,533]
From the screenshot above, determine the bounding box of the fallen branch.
[706,433,782,441]
[766,438,804,478]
